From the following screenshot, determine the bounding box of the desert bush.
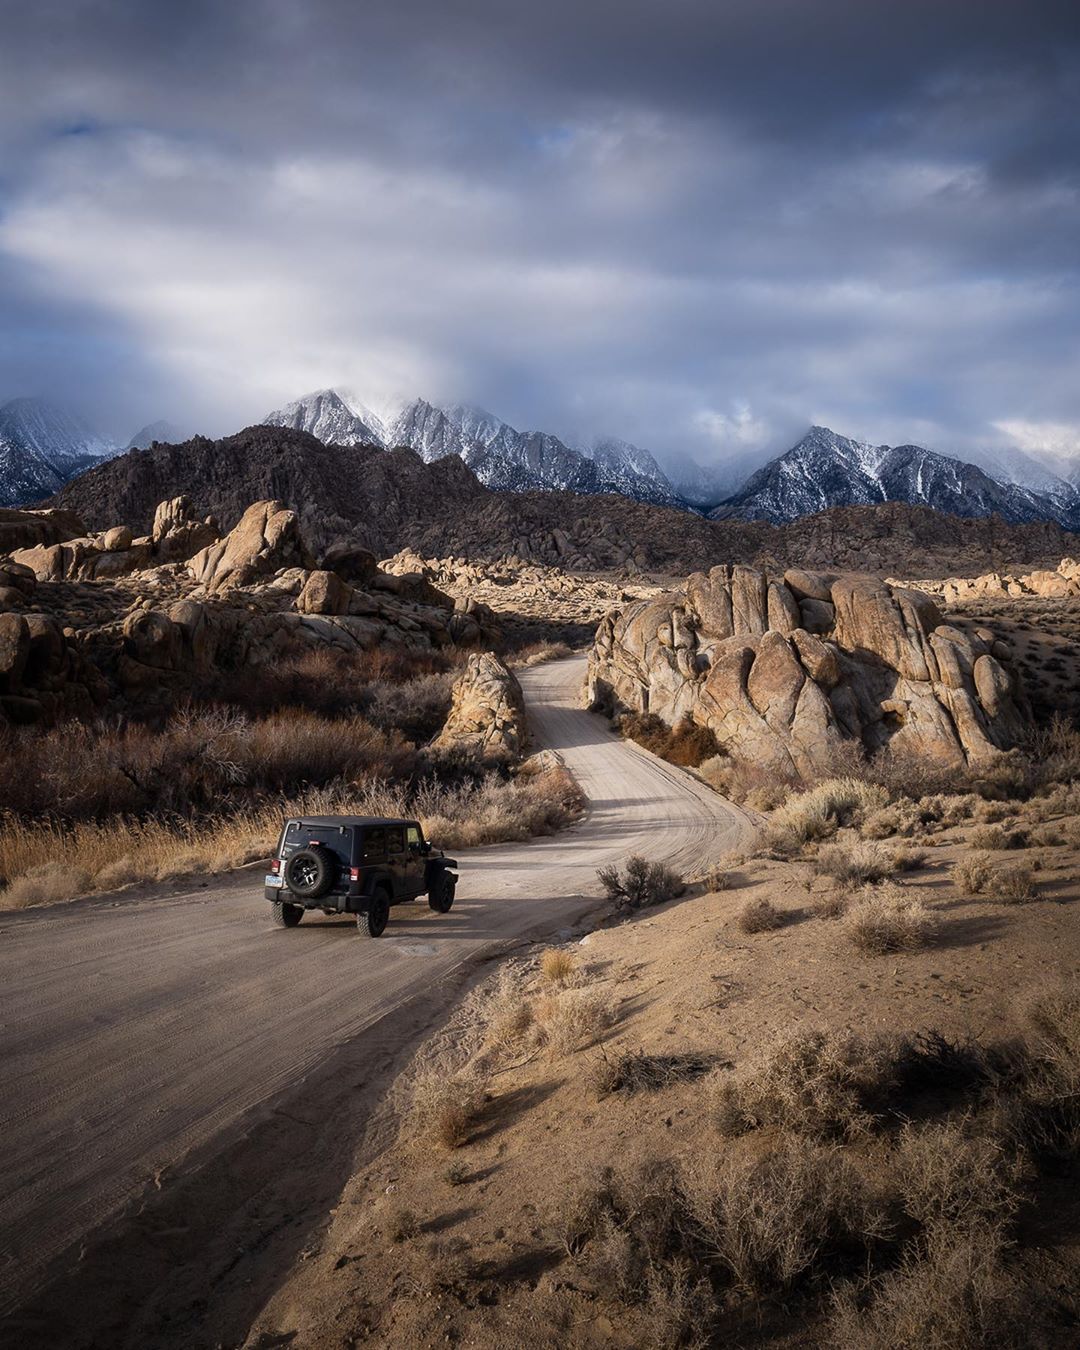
[969,824,1030,851]
[986,863,1037,904]
[597,855,685,912]
[536,988,616,1056]
[485,970,536,1052]
[842,882,937,955]
[812,839,907,887]
[0,861,94,909]
[365,671,454,741]
[737,896,784,933]
[507,640,574,668]
[618,712,719,768]
[410,1065,488,1148]
[682,1140,889,1294]
[697,755,793,810]
[443,1161,470,1186]
[949,852,994,895]
[590,1049,713,1098]
[895,1122,1021,1241]
[828,1229,1027,1350]
[539,947,580,987]
[764,778,888,853]
[711,1029,900,1141]
[699,862,731,892]
[812,888,851,919]
[418,764,584,850]
[388,1206,420,1242]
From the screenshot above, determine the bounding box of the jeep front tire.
[428,871,456,913]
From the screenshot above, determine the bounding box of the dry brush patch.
[597,855,685,912]
[842,882,937,955]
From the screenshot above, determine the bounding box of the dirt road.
[0,655,754,1336]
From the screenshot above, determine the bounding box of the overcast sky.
[1,0,1078,468]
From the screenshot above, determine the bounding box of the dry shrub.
[986,863,1037,904]
[508,640,574,668]
[711,1029,899,1141]
[597,855,685,912]
[682,1140,889,1294]
[969,824,1030,851]
[618,712,719,768]
[813,838,905,886]
[411,1065,488,1148]
[419,764,584,850]
[863,793,977,840]
[764,779,888,854]
[950,852,994,895]
[828,1229,1027,1350]
[590,1049,713,1098]
[697,755,792,810]
[699,862,731,892]
[537,988,616,1056]
[737,896,784,933]
[388,1206,420,1242]
[443,1161,470,1187]
[485,970,535,1052]
[539,947,580,988]
[895,1122,1021,1241]
[812,888,851,919]
[842,882,937,955]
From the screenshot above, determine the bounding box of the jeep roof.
[280,815,420,828]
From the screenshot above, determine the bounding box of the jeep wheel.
[359,889,390,937]
[428,871,456,914]
[272,901,304,928]
[284,846,336,899]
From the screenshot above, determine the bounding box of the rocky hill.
[49,425,484,558]
[48,427,1080,580]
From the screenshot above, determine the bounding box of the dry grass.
[597,855,685,912]
[539,947,580,987]
[697,755,793,810]
[411,1066,489,1149]
[589,1049,713,1098]
[812,838,910,887]
[842,882,937,955]
[737,896,784,933]
[507,640,574,668]
[536,988,617,1057]
[812,888,851,919]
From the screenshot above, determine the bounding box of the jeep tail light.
[271,859,281,875]
[350,867,360,882]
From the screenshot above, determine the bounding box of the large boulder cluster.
[897,557,1080,604]
[588,564,1027,776]
[0,496,499,725]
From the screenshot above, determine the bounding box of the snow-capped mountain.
[0,398,117,506]
[711,426,1080,528]
[260,389,687,507]
[659,449,761,510]
[262,389,384,447]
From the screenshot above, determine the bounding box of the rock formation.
[432,652,527,763]
[896,557,1080,604]
[0,495,499,725]
[588,564,1027,776]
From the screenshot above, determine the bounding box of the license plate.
[265,874,283,888]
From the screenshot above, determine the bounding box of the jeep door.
[384,825,409,899]
[403,824,427,898]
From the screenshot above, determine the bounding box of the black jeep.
[264,815,458,937]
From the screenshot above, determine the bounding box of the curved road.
[0,654,753,1319]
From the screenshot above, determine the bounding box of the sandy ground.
[0,654,754,1345]
[240,823,1080,1348]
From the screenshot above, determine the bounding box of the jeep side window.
[386,827,405,855]
[406,825,422,852]
[363,828,387,862]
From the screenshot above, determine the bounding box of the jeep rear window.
[282,823,348,854]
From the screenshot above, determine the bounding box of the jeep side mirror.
[421,841,432,855]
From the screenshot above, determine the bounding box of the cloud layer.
[1,0,1078,467]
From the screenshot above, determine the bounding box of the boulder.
[296,570,353,615]
[432,652,527,763]
[188,500,312,592]
[587,563,1026,775]
[0,506,85,555]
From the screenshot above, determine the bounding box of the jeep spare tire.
[285,846,336,899]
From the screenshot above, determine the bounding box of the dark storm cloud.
[0,0,1078,463]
